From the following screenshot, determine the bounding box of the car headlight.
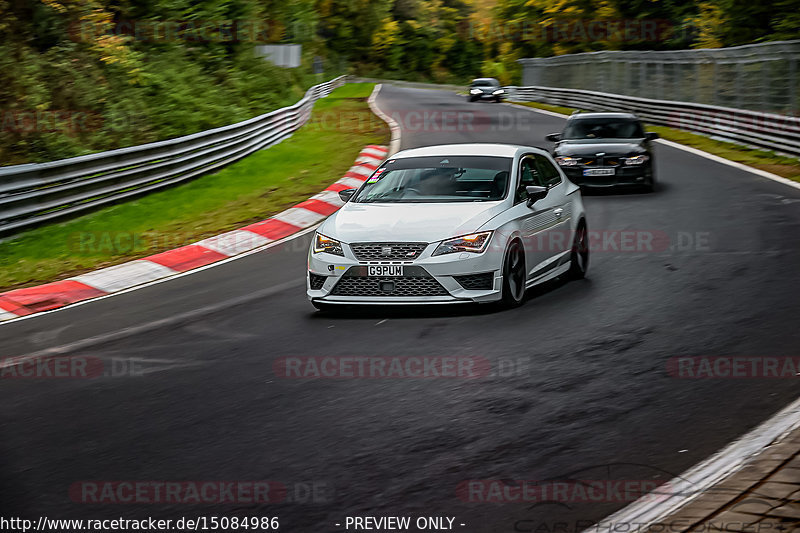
[313,233,344,256]
[555,156,580,166]
[623,155,649,165]
[432,231,493,256]
[492,89,504,95]
[470,88,482,94]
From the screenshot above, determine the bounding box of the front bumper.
[470,92,504,100]
[561,164,651,187]
[307,244,504,305]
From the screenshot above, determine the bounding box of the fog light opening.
[379,281,395,293]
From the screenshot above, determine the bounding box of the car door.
[509,155,563,280]
[533,154,572,261]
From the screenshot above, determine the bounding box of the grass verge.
[0,83,387,292]
[513,101,800,183]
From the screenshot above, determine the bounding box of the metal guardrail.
[508,86,800,157]
[0,75,346,238]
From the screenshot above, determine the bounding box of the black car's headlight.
[555,156,581,166]
[469,88,482,95]
[492,89,504,95]
[433,231,493,256]
[313,233,344,256]
[623,155,649,166]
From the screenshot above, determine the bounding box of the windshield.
[563,118,644,139]
[352,155,511,203]
[471,79,498,87]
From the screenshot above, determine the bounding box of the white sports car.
[307,143,589,310]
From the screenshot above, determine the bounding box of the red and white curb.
[0,145,388,321]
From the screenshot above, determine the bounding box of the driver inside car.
[417,167,458,196]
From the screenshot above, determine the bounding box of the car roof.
[392,143,547,159]
[569,112,639,120]
[470,78,499,84]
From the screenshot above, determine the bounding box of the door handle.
[554,208,564,218]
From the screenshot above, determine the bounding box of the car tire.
[568,221,589,280]
[500,239,526,307]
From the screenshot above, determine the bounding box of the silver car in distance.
[307,143,589,310]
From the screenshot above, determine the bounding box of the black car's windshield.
[352,155,511,203]
[471,79,498,87]
[563,118,644,139]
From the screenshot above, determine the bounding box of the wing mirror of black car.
[545,133,562,142]
[645,132,659,141]
[338,188,357,202]
[526,185,548,207]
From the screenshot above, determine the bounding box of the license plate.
[583,168,615,176]
[368,265,404,276]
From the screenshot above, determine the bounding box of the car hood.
[321,201,507,243]
[555,139,646,157]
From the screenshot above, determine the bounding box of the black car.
[545,112,659,191]
[468,78,505,102]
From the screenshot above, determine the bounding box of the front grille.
[350,242,427,262]
[331,276,448,297]
[583,157,621,167]
[453,272,494,290]
[309,273,327,290]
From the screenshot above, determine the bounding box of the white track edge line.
[369,84,402,155]
[0,224,319,327]
[654,138,800,191]
[507,101,800,192]
[503,100,800,531]
[0,277,307,366]
[583,394,800,530]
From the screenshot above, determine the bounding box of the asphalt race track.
[1,85,799,532]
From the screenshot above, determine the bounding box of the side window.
[534,155,562,188]
[515,157,544,204]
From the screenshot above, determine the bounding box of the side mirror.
[338,188,357,202]
[525,185,548,207]
[545,133,562,142]
[645,132,659,141]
